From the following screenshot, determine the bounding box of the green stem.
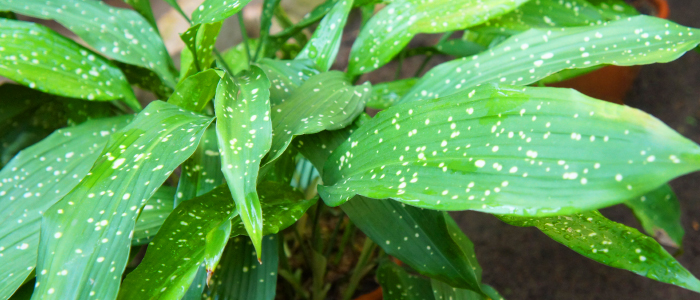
[311,201,323,252]
[341,238,377,300]
[324,213,345,257]
[394,51,405,80]
[278,269,310,299]
[238,12,252,65]
[334,220,355,264]
[414,54,433,77]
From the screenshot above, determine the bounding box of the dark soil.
[450,1,700,299]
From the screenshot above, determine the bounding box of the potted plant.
[0,0,699,299]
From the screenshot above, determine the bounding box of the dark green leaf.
[203,235,279,300]
[230,182,317,237]
[342,197,482,291]
[319,85,700,216]
[376,259,434,300]
[115,62,174,100]
[431,279,504,300]
[215,67,272,259]
[347,0,529,75]
[168,69,224,112]
[192,0,253,25]
[180,22,224,80]
[265,71,370,165]
[257,58,319,106]
[435,39,486,58]
[296,0,353,71]
[400,16,700,103]
[1,0,177,87]
[0,115,131,300]
[119,185,235,300]
[499,211,700,292]
[256,0,282,61]
[274,0,339,39]
[367,78,418,110]
[0,19,139,110]
[33,101,213,300]
[175,128,225,206]
[625,184,684,248]
[132,186,177,246]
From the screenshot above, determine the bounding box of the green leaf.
[347,0,529,75]
[265,71,370,165]
[342,196,482,291]
[625,184,684,248]
[367,78,418,110]
[400,16,700,103]
[230,182,317,237]
[122,0,158,29]
[215,67,272,259]
[319,85,700,215]
[132,186,176,246]
[192,0,253,24]
[296,0,353,71]
[115,62,174,100]
[0,115,131,300]
[434,39,486,58]
[257,58,320,106]
[175,127,225,206]
[180,22,224,80]
[0,19,139,110]
[499,211,700,292]
[1,0,177,87]
[168,69,224,112]
[431,279,504,300]
[119,184,235,300]
[274,0,339,39]
[221,40,260,75]
[33,101,213,300]
[256,0,281,61]
[376,259,434,300]
[203,235,279,300]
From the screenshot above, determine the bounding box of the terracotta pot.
[547,0,669,104]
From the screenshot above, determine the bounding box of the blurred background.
[6,0,700,298]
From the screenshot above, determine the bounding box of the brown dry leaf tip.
[206,269,214,287]
[257,257,263,265]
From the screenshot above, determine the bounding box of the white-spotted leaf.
[625,184,684,248]
[179,22,223,81]
[215,67,272,259]
[367,78,418,110]
[296,0,353,72]
[168,69,224,113]
[132,186,176,246]
[192,0,253,25]
[257,58,319,107]
[32,101,213,300]
[319,85,700,216]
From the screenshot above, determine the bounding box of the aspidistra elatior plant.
[1,0,700,299]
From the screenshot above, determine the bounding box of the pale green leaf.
[168,69,224,112]
[33,101,213,300]
[257,58,319,107]
[625,184,684,248]
[180,22,224,80]
[401,16,700,103]
[499,211,700,292]
[122,0,158,29]
[296,0,353,71]
[342,197,482,291]
[0,0,177,87]
[192,0,253,25]
[0,115,131,300]
[319,85,700,215]
[221,39,260,75]
[264,71,370,165]
[367,78,418,110]
[119,185,235,300]
[0,19,139,110]
[202,235,279,300]
[132,186,176,246]
[215,67,272,259]
[347,0,529,75]
[376,259,434,300]
[230,181,317,237]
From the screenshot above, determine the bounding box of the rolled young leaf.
[202,235,279,300]
[400,16,700,103]
[0,115,131,300]
[342,196,482,291]
[192,0,254,24]
[264,71,371,165]
[0,0,177,87]
[119,185,236,300]
[319,84,700,216]
[296,0,354,71]
[499,211,700,292]
[32,101,214,300]
[215,67,273,259]
[347,0,529,75]
[625,184,684,248]
[0,19,139,110]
